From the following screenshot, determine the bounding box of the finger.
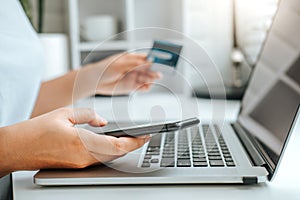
[114,52,148,63]
[129,54,147,60]
[77,129,150,157]
[123,60,151,71]
[142,70,162,79]
[67,108,107,127]
[108,136,151,155]
[132,63,152,72]
[135,53,147,59]
[136,74,152,84]
[125,53,147,60]
[137,84,151,91]
[113,54,151,71]
[135,71,161,84]
[137,134,152,139]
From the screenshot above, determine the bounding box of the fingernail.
[145,137,151,143]
[138,135,149,139]
[157,72,163,79]
[99,118,108,124]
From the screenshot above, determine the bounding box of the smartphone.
[100,117,200,137]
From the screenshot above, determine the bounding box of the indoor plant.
[19,0,44,33]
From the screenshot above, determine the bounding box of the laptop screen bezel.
[267,105,300,180]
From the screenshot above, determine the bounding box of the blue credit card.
[147,40,183,68]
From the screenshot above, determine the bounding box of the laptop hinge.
[232,123,266,166]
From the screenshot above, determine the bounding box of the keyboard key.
[177,155,190,159]
[193,162,208,167]
[209,160,224,167]
[206,147,219,152]
[178,152,190,155]
[192,149,205,154]
[193,154,206,158]
[193,141,202,144]
[192,146,203,149]
[141,163,151,168]
[164,144,174,147]
[193,151,205,155]
[223,154,232,158]
[162,154,174,158]
[146,151,160,155]
[178,144,188,147]
[226,162,235,167]
[222,150,230,154]
[143,159,150,163]
[177,159,191,167]
[193,157,206,162]
[211,147,220,151]
[144,155,152,159]
[208,156,222,160]
[208,152,221,156]
[163,151,174,154]
[147,147,160,151]
[225,157,233,162]
[177,149,189,153]
[221,148,229,152]
[161,158,175,167]
[163,148,174,151]
[151,159,159,163]
[193,148,205,152]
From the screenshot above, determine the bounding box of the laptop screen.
[238,0,300,167]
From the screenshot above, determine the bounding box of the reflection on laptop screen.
[238,0,300,165]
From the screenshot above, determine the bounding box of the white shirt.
[0,0,45,197]
[0,0,45,126]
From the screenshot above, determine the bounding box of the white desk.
[13,94,300,200]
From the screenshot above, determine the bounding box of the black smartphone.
[100,117,200,137]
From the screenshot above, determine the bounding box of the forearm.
[31,70,77,117]
[31,67,101,117]
[0,126,13,177]
[0,117,78,177]
[0,113,89,177]
[0,123,36,177]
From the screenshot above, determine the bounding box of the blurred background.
[21,0,279,98]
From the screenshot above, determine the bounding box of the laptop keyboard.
[141,124,235,168]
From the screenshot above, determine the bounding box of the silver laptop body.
[34,0,300,185]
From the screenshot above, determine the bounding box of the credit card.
[147,40,183,68]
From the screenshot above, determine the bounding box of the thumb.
[66,108,107,127]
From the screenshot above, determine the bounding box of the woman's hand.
[81,53,162,95]
[31,53,162,118]
[0,108,149,177]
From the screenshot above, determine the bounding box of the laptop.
[34,0,300,185]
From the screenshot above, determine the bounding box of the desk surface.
[13,94,300,200]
